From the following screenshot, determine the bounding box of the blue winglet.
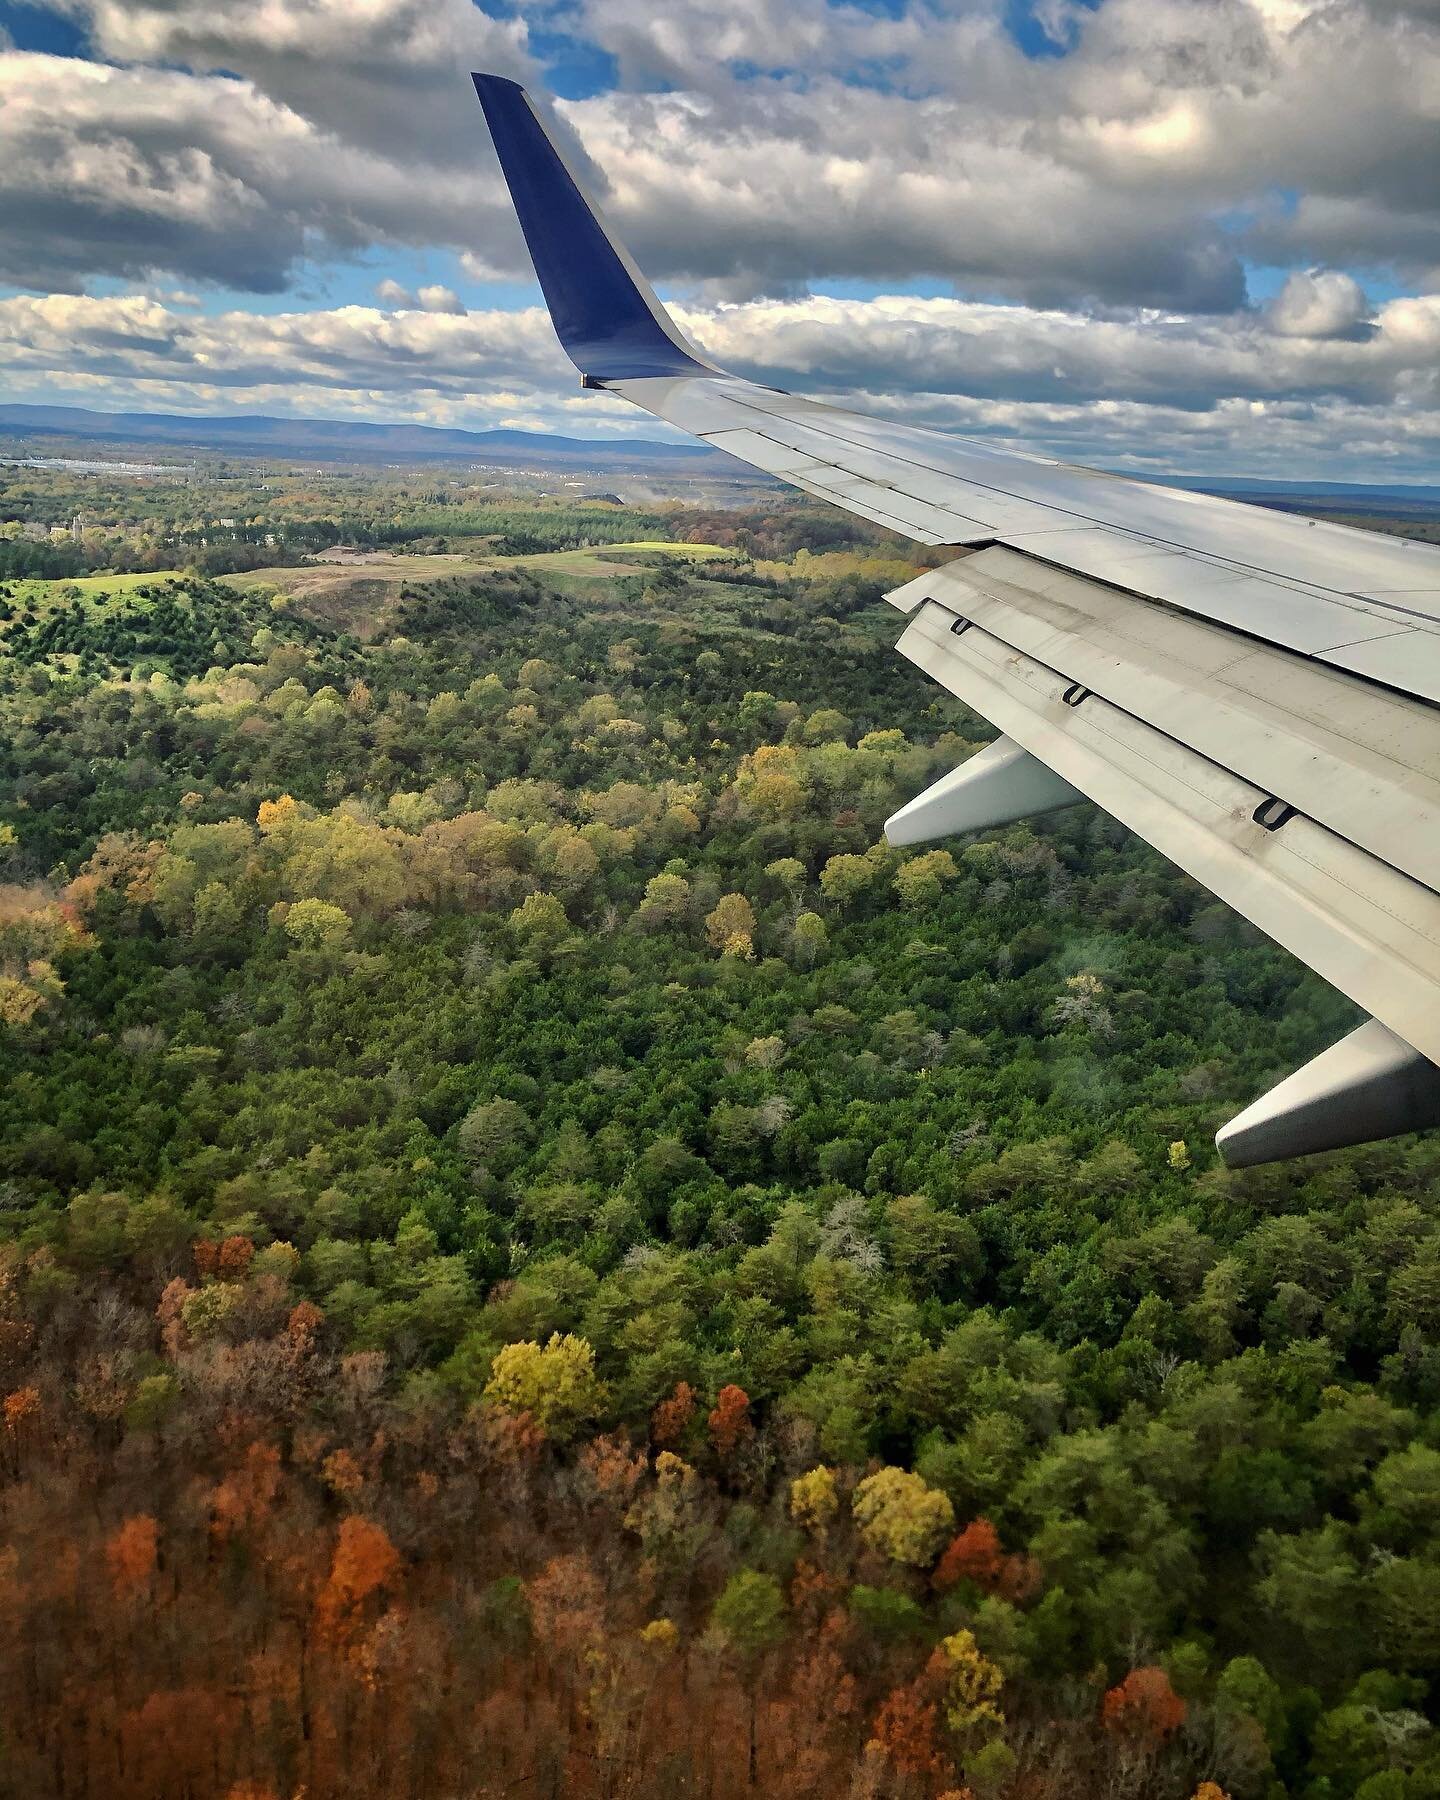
[472,73,713,385]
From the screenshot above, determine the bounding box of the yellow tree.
[485,1333,605,1441]
[853,1466,955,1566]
[789,1467,839,1538]
[705,893,757,959]
[933,1629,1004,1733]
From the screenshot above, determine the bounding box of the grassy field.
[2,570,183,615]
[485,541,739,578]
[218,541,742,635]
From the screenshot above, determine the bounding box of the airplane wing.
[472,72,1440,1167]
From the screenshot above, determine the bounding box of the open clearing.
[218,540,740,634]
[1,570,183,616]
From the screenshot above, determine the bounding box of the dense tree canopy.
[2,470,1439,1799]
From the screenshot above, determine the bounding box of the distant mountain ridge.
[1154,471,1440,510]
[0,401,746,471]
[2,400,1433,510]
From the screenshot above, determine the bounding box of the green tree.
[282,896,353,951]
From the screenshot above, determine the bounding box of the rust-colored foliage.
[3,1383,39,1432]
[315,1516,402,1641]
[105,1515,159,1597]
[211,1441,284,1540]
[155,1276,193,1356]
[934,1517,1043,1605]
[218,1235,256,1280]
[120,1685,243,1797]
[322,1448,365,1499]
[286,1298,325,1353]
[789,1559,845,1619]
[651,1380,697,1448]
[1102,1666,1188,1740]
[192,1238,219,1279]
[867,1679,951,1781]
[707,1383,753,1458]
[578,1431,648,1509]
[525,1553,605,1654]
[934,1518,1004,1590]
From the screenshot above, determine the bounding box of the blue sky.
[0,0,1436,479]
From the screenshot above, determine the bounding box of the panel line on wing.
[897,612,1440,1067]
[672,379,1440,640]
[896,550,1440,894]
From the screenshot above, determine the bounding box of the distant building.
[70,514,83,541]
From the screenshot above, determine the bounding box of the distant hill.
[0,401,756,473]
[1154,471,1440,515]
[3,400,1431,513]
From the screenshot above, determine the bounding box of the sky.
[0,0,1437,481]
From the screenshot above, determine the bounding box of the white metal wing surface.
[472,72,1440,1166]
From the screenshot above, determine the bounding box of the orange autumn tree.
[651,1380,697,1448]
[934,1519,1004,1591]
[708,1384,753,1459]
[934,1517,1043,1605]
[106,1515,159,1598]
[315,1516,402,1643]
[4,1384,39,1434]
[867,1681,951,1782]
[218,1235,255,1280]
[1102,1666,1187,1740]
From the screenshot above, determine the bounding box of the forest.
[3,466,1440,1800]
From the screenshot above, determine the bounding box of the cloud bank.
[0,0,1436,478]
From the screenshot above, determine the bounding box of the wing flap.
[896,599,1440,1068]
[897,548,1440,894]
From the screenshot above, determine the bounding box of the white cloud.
[52,0,532,166]
[2,0,1436,309]
[417,284,467,315]
[674,289,1440,408]
[561,0,1440,301]
[0,52,530,293]
[1266,269,1372,338]
[374,278,415,309]
[1,286,1436,479]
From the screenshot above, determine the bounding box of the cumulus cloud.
[557,0,1440,300]
[675,290,1440,409]
[0,52,527,293]
[417,284,467,315]
[0,292,564,394]
[51,0,532,166]
[372,280,468,315]
[2,0,1436,309]
[1266,269,1373,338]
[1,286,1436,478]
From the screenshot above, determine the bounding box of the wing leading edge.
[472,71,1440,1167]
